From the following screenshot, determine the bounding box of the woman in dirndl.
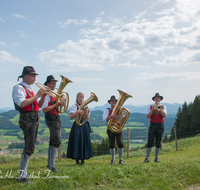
[67,92,93,164]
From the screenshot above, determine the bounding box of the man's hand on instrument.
[111,114,118,120]
[57,101,66,107]
[36,88,47,97]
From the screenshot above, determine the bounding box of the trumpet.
[75,92,98,126]
[153,104,162,111]
[35,75,72,114]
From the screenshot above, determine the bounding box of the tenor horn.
[55,75,72,114]
[35,75,72,114]
[75,92,98,126]
[108,89,132,133]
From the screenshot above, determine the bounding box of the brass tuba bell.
[55,75,72,114]
[108,89,132,133]
[75,92,98,126]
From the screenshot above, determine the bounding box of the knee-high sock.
[110,148,115,160]
[155,147,160,159]
[146,147,152,160]
[18,154,30,180]
[49,147,58,169]
[118,148,123,161]
[47,145,52,168]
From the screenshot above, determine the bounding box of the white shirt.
[42,95,51,109]
[102,107,112,122]
[69,104,78,114]
[147,104,167,114]
[12,81,38,107]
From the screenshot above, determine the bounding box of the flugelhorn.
[35,75,72,114]
[35,82,62,99]
[75,92,98,126]
[108,89,132,133]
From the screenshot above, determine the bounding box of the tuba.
[35,75,72,114]
[55,75,72,114]
[75,92,98,126]
[108,89,132,133]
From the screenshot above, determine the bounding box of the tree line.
[170,95,200,140]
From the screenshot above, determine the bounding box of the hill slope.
[0,136,200,189]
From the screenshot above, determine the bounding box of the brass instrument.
[35,82,62,99]
[108,89,132,133]
[35,75,72,114]
[75,92,98,126]
[154,104,162,111]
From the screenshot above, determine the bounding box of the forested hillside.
[171,95,200,139]
[0,109,175,140]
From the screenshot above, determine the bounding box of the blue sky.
[1,0,200,109]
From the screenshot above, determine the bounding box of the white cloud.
[0,17,5,22]
[39,1,200,72]
[159,0,169,3]
[70,77,101,83]
[100,11,105,16]
[0,41,7,46]
[0,51,26,65]
[154,49,200,67]
[17,30,26,37]
[13,14,28,20]
[58,19,89,28]
[115,62,149,68]
[176,0,200,21]
[132,71,200,86]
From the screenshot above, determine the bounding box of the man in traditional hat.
[102,95,125,164]
[42,75,66,172]
[12,66,46,183]
[143,93,167,163]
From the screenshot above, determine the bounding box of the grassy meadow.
[0,136,200,190]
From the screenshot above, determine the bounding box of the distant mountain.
[0,107,13,113]
[90,103,181,116]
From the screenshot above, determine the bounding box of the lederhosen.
[45,96,61,148]
[146,105,164,148]
[107,108,124,149]
[14,84,40,156]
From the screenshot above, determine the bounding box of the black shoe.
[110,159,115,164]
[118,160,124,165]
[143,158,149,163]
[81,160,85,165]
[155,158,160,162]
[46,165,49,168]
[17,178,31,184]
[51,167,60,173]
[76,159,80,165]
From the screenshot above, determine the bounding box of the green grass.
[0,136,200,189]
[9,114,20,125]
[126,121,145,126]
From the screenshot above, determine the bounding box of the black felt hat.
[44,75,58,86]
[108,95,118,103]
[152,93,163,101]
[18,66,38,81]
